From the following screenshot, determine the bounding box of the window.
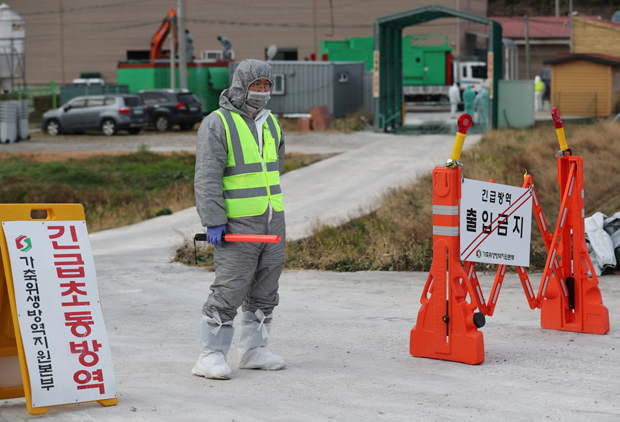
[104,97,116,105]
[123,96,142,106]
[471,65,488,79]
[338,71,349,83]
[272,74,285,95]
[87,98,105,107]
[68,99,86,108]
[177,93,200,104]
[141,93,166,104]
[462,67,467,78]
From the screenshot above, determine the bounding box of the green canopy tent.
[373,5,502,132]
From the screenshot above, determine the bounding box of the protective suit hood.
[219,59,274,116]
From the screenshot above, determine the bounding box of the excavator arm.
[150,8,178,61]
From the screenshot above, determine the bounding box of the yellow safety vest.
[214,109,283,218]
[535,80,544,93]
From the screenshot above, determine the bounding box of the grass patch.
[0,150,326,233]
[282,120,620,273]
[282,153,327,173]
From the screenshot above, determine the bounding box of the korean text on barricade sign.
[459,179,533,267]
[2,221,116,408]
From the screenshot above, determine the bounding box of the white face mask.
[246,91,271,109]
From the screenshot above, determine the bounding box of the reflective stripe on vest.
[215,109,283,218]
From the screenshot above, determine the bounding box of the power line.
[186,17,461,29]
[25,20,161,45]
[19,0,150,17]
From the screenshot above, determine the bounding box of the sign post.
[0,204,117,415]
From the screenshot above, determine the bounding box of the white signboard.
[460,179,532,267]
[3,221,116,408]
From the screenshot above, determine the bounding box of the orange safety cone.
[410,114,485,365]
[538,109,609,334]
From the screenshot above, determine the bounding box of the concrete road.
[1,265,618,421]
[1,130,619,421]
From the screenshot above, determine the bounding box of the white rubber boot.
[238,310,286,370]
[191,312,234,380]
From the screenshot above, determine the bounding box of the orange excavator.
[150,8,178,61]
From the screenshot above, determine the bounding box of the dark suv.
[138,89,203,132]
[42,94,148,136]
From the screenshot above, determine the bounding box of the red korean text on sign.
[47,225,105,396]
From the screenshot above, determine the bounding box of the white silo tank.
[0,3,25,93]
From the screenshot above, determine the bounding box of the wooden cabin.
[544,54,620,117]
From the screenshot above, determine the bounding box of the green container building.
[117,61,229,114]
[320,35,452,86]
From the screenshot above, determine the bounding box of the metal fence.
[551,92,598,117]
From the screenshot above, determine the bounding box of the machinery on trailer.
[320,34,487,102]
[117,9,229,114]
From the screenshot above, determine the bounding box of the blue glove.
[206,225,227,245]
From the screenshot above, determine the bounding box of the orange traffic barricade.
[410,114,486,365]
[536,108,609,334]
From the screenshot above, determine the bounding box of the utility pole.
[456,0,460,59]
[177,0,187,89]
[170,16,176,90]
[313,0,317,58]
[555,0,559,17]
[59,0,65,84]
[525,15,531,80]
[569,0,574,52]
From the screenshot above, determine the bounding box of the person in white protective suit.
[534,75,544,112]
[448,82,461,118]
[185,29,194,62]
[193,59,287,380]
[473,89,484,125]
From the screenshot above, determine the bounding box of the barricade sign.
[0,204,117,415]
[460,179,533,267]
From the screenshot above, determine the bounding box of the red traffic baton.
[194,233,281,243]
[223,234,282,243]
[193,233,282,264]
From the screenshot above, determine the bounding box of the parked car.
[138,89,203,132]
[42,94,148,136]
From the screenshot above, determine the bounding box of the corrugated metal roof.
[490,16,620,39]
[493,16,571,38]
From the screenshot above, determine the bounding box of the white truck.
[453,61,488,93]
[404,61,488,103]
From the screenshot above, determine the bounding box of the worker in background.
[463,86,475,119]
[474,88,484,126]
[448,82,461,119]
[218,34,233,60]
[534,75,544,112]
[185,29,194,62]
[482,86,489,127]
[193,59,286,380]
